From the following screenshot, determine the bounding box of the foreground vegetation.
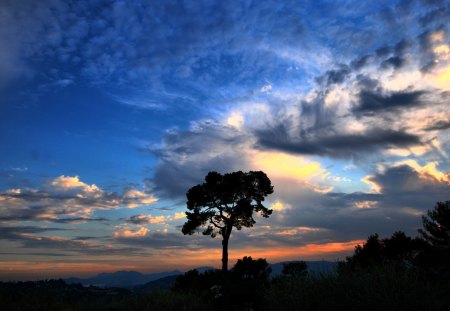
[1,201,449,310]
[1,265,449,311]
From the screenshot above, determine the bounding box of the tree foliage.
[230,256,271,309]
[182,171,273,272]
[232,256,272,281]
[341,231,424,271]
[419,201,450,249]
[182,171,273,236]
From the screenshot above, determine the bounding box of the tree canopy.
[181,170,273,272]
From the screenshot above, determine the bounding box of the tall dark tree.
[419,201,450,249]
[182,171,274,273]
[417,201,450,270]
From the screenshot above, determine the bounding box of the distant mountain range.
[65,270,183,288]
[65,261,338,289]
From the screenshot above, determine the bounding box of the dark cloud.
[375,46,391,58]
[381,56,406,69]
[369,165,450,199]
[425,119,450,131]
[255,126,421,158]
[315,65,351,86]
[126,215,150,225]
[115,232,217,250]
[420,60,439,72]
[350,55,372,70]
[52,217,108,224]
[354,90,426,115]
[0,252,71,257]
[0,226,66,239]
[124,214,161,225]
[355,74,380,89]
[394,38,413,54]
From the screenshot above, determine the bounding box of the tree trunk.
[221,233,231,310]
[222,236,229,273]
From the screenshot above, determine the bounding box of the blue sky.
[1,0,450,279]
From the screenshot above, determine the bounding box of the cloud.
[125,214,168,225]
[315,65,351,86]
[255,126,421,158]
[425,119,450,131]
[122,189,158,208]
[0,0,312,106]
[273,160,450,243]
[0,225,146,256]
[113,231,215,250]
[380,56,406,69]
[354,89,426,116]
[150,120,251,199]
[113,227,150,238]
[173,212,186,220]
[0,226,67,239]
[0,175,157,223]
[49,175,101,193]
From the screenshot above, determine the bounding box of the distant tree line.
[339,201,450,279]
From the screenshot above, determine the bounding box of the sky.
[1,0,450,280]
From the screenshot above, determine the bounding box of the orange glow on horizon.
[0,240,363,280]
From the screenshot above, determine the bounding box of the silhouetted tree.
[419,201,450,249]
[173,269,222,294]
[351,234,384,268]
[341,231,424,271]
[282,261,308,279]
[230,256,271,309]
[232,256,272,281]
[417,201,450,272]
[182,171,273,274]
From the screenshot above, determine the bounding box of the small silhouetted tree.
[282,261,308,279]
[182,171,274,274]
[232,256,272,281]
[230,256,271,309]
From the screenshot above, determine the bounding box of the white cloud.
[113,227,150,238]
[50,175,100,193]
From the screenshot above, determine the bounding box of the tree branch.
[210,219,225,230]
